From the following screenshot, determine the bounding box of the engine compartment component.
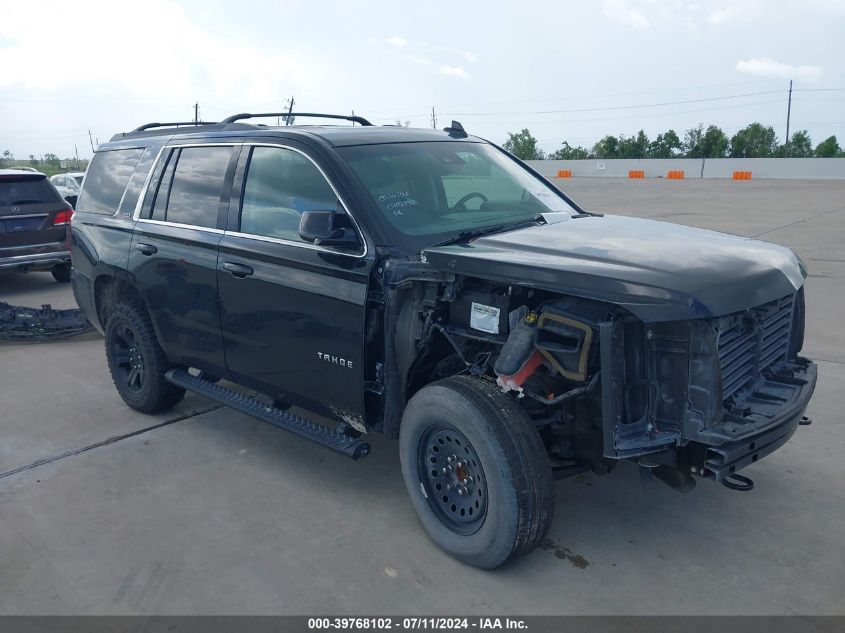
[494,310,540,392]
[448,286,510,336]
[535,308,594,382]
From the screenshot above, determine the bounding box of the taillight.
[52,210,74,226]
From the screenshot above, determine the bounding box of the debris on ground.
[0,302,93,341]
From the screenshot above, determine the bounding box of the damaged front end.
[375,254,815,492]
[597,287,816,488]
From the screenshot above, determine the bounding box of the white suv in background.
[50,172,85,205]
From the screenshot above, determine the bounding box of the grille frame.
[715,292,796,405]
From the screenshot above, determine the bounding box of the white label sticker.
[470,302,501,334]
[527,188,569,212]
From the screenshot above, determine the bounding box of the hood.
[422,214,804,322]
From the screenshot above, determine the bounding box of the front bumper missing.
[682,358,817,481]
[599,312,818,480]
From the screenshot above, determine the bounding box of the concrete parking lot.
[1,178,843,615]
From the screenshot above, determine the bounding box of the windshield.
[336,141,575,248]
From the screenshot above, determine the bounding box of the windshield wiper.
[431,215,545,247]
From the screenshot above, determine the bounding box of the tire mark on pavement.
[0,404,221,480]
[752,205,845,239]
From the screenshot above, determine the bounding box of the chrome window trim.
[133,218,225,235]
[224,229,359,255]
[131,144,180,221]
[131,140,368,258]
[114,147,148,218]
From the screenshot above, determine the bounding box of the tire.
[104,301,185,413]
[51,263,71,283]
[399,376,555,569]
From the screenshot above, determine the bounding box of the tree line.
[1,151,87,176]
[502,124,844,161]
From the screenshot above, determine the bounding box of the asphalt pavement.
[1,178,842,615]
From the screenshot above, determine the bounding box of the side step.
[165,369,371,460]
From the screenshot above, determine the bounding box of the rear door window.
[161,146,232,229]
[77,148,144,215]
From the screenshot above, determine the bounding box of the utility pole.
[431,106,437,129]
[88,129,95,153]
[194,102,200,124]
[74,145,80,170]
[284,96,295,126]
[785,79,793,156]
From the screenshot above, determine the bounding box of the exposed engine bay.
[367,261,816,492]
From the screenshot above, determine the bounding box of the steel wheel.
[399,376,554,568]
[418,425,488,535]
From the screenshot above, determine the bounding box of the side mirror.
[64,195,78,210]
[299,210,360,248]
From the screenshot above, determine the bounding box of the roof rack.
[221,112,373,126]
[131,121,219,133]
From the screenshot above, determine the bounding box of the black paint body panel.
[217,233,372,418]
[424,215,804,323]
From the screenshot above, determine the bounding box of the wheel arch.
[93,271,145,330]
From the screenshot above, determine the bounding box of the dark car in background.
[0,169,73,282]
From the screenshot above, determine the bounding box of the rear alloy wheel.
[399,376,555,569]
[51,263,71,283]
[104,302,185,413]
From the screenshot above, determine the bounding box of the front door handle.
[222,262,254,278]
[135,243,157,256]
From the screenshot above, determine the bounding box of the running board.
[165,369,370,460]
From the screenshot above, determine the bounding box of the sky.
[1,0,844,159]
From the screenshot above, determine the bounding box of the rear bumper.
[685,358,817,481]
[0,248,70,271]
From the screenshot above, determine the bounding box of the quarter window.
[76,148,143,215]
[239,146,339,242]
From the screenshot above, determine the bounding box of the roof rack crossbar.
[221,112,373,126]
[131,121,219,133]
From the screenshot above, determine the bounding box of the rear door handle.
[135,243,157,255]
[222,262,254,278]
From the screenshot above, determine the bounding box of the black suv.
[1,169,73,282]
[71,113,816,568]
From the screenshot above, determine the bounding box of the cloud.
[387,39,476,77]
[736,57,823,81]
[602,0,650,29]
[707,5,741,24]
[438,65,471,81]
[405,55,433,66]
[0,0,320,101]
